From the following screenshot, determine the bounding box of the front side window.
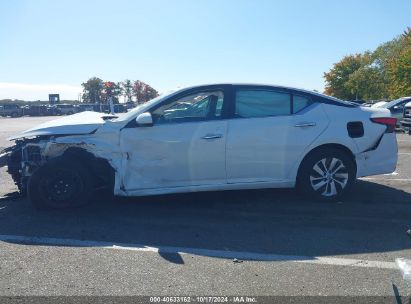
[235,90,291,118]
[152,90,224,124]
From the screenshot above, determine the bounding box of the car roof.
[382,97,411,108]
[184,82,319,93]
[180,83,353,106]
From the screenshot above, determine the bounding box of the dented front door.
[119,121,227,191]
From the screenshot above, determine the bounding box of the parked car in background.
[76,103,128,114]
[53,104,77,115]
[22,105,49,116]
[371,101,388,108]
[0,104,23,117]
[0,83,398,209]
[401,101,411,134]
[348,99,366,106]
[379,97,411,127]
[113,104,127,113]
[77,104,97,112]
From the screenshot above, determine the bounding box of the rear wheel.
[28,157,92,209]
[297,148,355,201]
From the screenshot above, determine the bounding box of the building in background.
[48,94,60,105]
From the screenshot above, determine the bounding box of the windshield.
[114,90,180,122]
[381,98,408,109]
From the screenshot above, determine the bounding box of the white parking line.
[384,171,399,176]
[361,177,411,181]
[0,234,398,270]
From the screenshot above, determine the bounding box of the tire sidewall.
[28,157,92,209]
[297,148,355,201]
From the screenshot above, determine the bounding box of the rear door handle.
[294,122,316,127]
[201,134,223,140]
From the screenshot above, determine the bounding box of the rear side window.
[293,95,311,113]
[235,90,291,118]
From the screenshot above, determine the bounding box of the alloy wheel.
[309,157,349,197]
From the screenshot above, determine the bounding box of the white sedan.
[0,84,398,209]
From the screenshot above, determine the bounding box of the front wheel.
[28,157,92,209]
[297,148,355,201]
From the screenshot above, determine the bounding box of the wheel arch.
[62,147,115,191]
[296,143,357,181]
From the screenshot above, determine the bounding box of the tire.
[297,148,355,201]
[67,111,74,115]
[11,112,19,118]
[28,157,92,209]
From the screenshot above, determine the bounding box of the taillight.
[370,117,397,133]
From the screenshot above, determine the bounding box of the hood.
[9,111,116,140]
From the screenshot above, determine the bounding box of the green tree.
[324,28,410,100]
[324,54,366,99]
[81,77,104,103]
[121,79,133,103]
[345,64,386,100]
[387,28,411,98]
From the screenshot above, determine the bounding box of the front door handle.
[294,122,316,127]
[201,134,223,140]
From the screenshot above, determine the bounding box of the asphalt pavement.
[0,116,411,300]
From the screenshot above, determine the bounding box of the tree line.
[324,28,411,101]
[81,77,159,104]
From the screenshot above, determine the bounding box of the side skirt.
[115,180,295,197]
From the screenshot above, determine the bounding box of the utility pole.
[109,96,115,114]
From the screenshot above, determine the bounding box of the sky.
[0,0,410,101]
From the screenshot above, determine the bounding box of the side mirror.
[136,112,153,126]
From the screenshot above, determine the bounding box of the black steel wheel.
[28,157,92,209]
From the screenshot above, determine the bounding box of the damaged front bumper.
[0,140,47,195]
[1,134,119,197]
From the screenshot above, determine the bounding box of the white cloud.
[0,82,82,101]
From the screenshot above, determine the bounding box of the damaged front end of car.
[1,135,117,198]
[1,138,42,195]
[0,112,125,203]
